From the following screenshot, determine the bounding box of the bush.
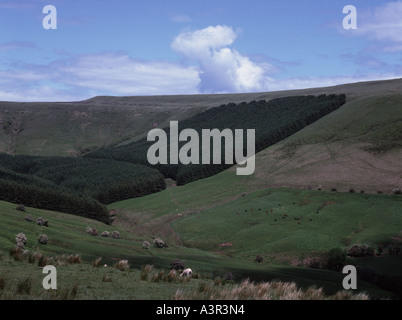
[37,217,48,227]
[25,214,33,222]
[388,245,401,255]
[170,259,185,271]
[347,244,375,257]
[15,233,27,248]
[154,237,167,248]
[16,277,32,295]
[16,204,25,212]
[85,227,99,236]
[100,231,110,237]
[392,189,401,195]
[93,257,102,267]
[115,259,129,271]
[111,231,120,239]
[38,234,48,245]
[142,241,150,249]
[141,265,154,281]
[325,248,346,271]
[254,255,263,263]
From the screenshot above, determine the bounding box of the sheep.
[180,268,192,277]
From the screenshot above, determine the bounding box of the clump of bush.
[325,248,346,271]
[141,264,154,281]
[93,257,102,267]
[347,244,375,257]
[25,214,33,222]
[16,204,25,212]
[111,231,120,239]
[38,234,48,245]
[154,237,168,248]
[85,227,99,236]
[115,259,129,271]
[67,254,82,264]
[142,241,150,249]
[388,244,401,255]
[15,233,27,249]
[16,277,33,295]
[392,189,401,195]
[254,255,263,263]
[100,231,110,238]
[170,259,185,271]
[37,217,48,227]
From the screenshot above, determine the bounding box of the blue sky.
[1,0,402,101]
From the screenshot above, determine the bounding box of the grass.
[0,196,396,299]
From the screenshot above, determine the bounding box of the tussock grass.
[173,279,370,300]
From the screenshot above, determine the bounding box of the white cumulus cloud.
[172,25,273,93]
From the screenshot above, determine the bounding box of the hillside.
[0,78,402,300]
[223,93,402,194]
[1,78,401,158]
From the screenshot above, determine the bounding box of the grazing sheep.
[180,268,192,277]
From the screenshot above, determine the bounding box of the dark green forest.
[0,94,346,223]
[86,94,346,185]
[0,156,165,224]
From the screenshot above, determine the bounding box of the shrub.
[377,245,384,256]
[347,244,375,257]
[85,226,99,236]
[170,259,185,271]
[254,255,264,263]
[100,231,110,237]
[67,254,82,264]
[223,272,235,281]
[38,234,48,245]
[165,270,179,282]
[151,270,165,283]
[154,237,167,248]
[115,259,129,271]
[37,217,48,227]
[16,277,32,295]
[392,189,401,195]
[388,245,401,255]
[0,277,5,291]
[349,188,355,194]
[325,248,346,271]
[331,188,337,192]
[15,233,27,248]
[141,264,154,281]
[142,241,150,249]
[16,204,25,212]
[25,214,33,222]
[214,277,222,286]
[93,257,102,267]
[27,252,36,264]
[111,231,120,239]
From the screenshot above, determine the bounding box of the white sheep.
[180,268,192,277]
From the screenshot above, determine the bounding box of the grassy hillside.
[2,78,401,157]
[0,199,395,299]
[244,93,402,194]
[86,94,346,185]
[1,78,401,300]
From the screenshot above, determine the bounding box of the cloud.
[171,25,273,93]
[0,53,201,101]
[0,41,38,52]
[354,1,402,49]
[56,53,200,96]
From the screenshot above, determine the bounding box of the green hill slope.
[2,78,401,158]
